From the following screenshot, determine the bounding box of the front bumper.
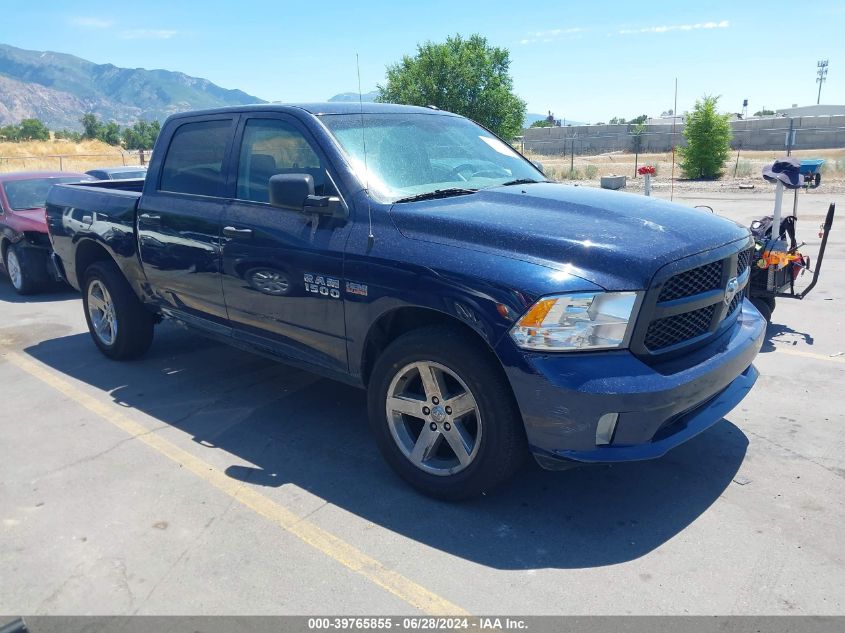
[499,300,765,467]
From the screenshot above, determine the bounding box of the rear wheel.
[4,243,39,295]
[82,261,155,359]
[368,325,526,500]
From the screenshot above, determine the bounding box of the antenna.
[356,53,374,249]
[670,77,678,202]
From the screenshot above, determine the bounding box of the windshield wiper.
[393,188,477,204]
[499,178,545,186]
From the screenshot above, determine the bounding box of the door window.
[159,119,232,197]
[236,119,328,203]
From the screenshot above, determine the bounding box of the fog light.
[596,413,619,446]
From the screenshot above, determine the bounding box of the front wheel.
[367,325,527,500]
[82,261,155,360]
[4,244,40,295]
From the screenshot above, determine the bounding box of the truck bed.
[45,179,145,291]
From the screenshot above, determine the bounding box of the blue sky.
[1,0,842,122]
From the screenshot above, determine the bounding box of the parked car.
[46,103,765,499]
[0,171,92,294]
[85,166,148,181]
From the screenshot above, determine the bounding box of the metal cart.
[748,202,836,321]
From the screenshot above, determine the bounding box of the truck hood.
[389,183,750,290]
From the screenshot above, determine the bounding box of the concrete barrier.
[523,116,845,155]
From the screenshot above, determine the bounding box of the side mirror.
[269,173,348,220]
[532,160,545,174]
[269,173,314,211]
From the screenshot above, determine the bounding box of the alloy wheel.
[385,361,482,476]
[87,280,118,346]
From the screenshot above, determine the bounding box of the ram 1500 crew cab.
[46,103,765,499]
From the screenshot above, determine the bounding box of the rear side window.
[159,119,232,196]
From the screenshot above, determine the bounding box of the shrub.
[584,164,598,179]
[679,95,732,179]
[735,160,753,177]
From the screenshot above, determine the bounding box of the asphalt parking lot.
[1,188,843,616]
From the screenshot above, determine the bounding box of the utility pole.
[816,60,829,104]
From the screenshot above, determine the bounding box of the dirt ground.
[532,148,845,195]
[0,139,145,173]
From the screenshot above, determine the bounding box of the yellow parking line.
[2,350,468,616]
[770,347,845,364]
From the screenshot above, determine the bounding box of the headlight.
[510,292,640,351]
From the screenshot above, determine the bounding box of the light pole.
[816,60,829,105]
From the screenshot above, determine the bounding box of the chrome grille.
[644,305,716,351]
[657,260,722,302]
[736,248,754,277]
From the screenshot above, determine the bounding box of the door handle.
[223,225,253,238]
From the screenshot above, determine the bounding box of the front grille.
[644,305,716,351]
[633,243,753,356]
[658,260,722,302]
[736,248,754,277]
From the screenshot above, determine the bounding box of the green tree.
[629,114,648,125]
[679,95,732,180]
[0,124,21,141]
[753,109,775,116]
[80,113,103,140]
[18,118,50,141]
[530,119,554,128]
[101,121,122,146]
[122,120,161,150]
[55,129,83,142]
[377,34,526,140]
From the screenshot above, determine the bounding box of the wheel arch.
[74,239,115,286]
[360,305,505,388]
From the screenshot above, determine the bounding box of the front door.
[138,116,236,322]
[220,114,352,372]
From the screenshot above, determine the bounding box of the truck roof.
[0,170,89,182]
[165,102,460,121]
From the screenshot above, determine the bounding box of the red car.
[0,171,92,294]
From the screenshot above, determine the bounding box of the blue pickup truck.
[45,103,765,499]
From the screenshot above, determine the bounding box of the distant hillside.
[0,43,265,130]
[328,90,380,103]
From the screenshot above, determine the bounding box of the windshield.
[2,177,89,210]
[319,113,545,203]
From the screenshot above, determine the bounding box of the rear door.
[219,113,352,372]
[138,115,236,322]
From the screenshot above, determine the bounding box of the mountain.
[328,90,380,103]
[0,43,265,130]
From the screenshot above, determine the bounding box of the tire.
[82,260,155,360]
[750,296,775,322]
[367,325,527,500]
[4,243,40,295]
